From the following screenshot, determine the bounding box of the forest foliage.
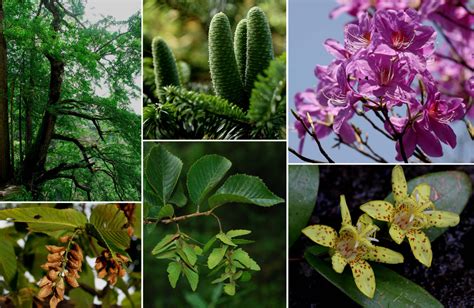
[0,0,141,201]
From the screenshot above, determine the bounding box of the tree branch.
[291,109,335,163]
[52,134,93,171]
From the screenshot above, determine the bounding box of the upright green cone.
[245,7,274,95]
[152,37,181,101]
[234,19,247,84]
[208,12,245,107]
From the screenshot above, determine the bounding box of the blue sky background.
[288,0,472,163]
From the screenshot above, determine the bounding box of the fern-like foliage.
[248,53,286,139]
[145,86,251,139]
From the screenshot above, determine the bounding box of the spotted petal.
[340,195,352,226]
[411,183,433,211]
[302,225,337,248]
[360,201,394,222]
[331,251,347,273]
[406,229,432,267]
[389,223,406,244]
[350,259,375,298]
[425,210,459,228]
[364,246,404,264]
[392,165,408,203]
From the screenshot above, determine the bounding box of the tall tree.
[0,0,11,185]
[1,0,141,200]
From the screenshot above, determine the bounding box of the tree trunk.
[8,78,14,171]
[0,0,11,185]
[21,0,64,190]
[18,79,22,163]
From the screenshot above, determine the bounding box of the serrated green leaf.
[305,249,442,307]
[169,183,188,207]
[0,207,87,232]
[145,145,183,208]
[182,265,199,291]
[167,261,182,288]
[232,239,255,245]
[208,247,227,269]
[156,204,174,220]
[232,248,260,271]
[182,241,198,266]
[240,271,252,282]
[211,272,231,284]
[289,165,319,247]
[187,154,232,207]
[89,204,130,257]
[226,229,251,238]
[216,233,236,246]
[152,234,178,255]
[224,283,236,296]
[385,170,471,241]
[0,238,17,285]
[203,236,217,253]
[209,174,283,208]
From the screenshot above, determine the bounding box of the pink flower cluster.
[295,5,472,161]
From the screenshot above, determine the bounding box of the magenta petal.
[415,125,443,157]
[395,129,416,161]
[339,121,356,144]
[430,120,457,148]
[324,39,349,60]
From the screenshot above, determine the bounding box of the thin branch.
[356,108,394,140]
[52,134,93,171]
[288,147,324,163]
[291,109,335,163]
[335,137,386,163]
[381,109,409,163]
[434,22,474,72]
[434,52,474,72]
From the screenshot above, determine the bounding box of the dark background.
[289,165,474,308]
[143,141,286,307]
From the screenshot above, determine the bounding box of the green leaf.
[226,229,251,238]
[182,265,199,291]
[232,248,260,271]
[224,282,236,296]
[88,204,130,259]
[305,249,443,308]
[289,165,319,247]
[187,154,232,206]
[208,247,227,269]
[209,174,284,208]
[145,145,183,208]
[216,233,236,246]
[152,234,178,255]
[385,170,471,241]
[0,207,87,232]
[240,271,252,282]
[169,183,188,207]
[182,242,198,266]
[156,204,174,220]
[203,236,217,253]
[0,238,17,285]
[167,261,182,288]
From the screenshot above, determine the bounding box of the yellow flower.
[360,165,460,267]
[303,195,403,298]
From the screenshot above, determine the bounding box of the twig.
[356,108,394,140]
[291,110,335,163]
[434,22,474,72]
[288,147,324,163]
[335,137,386,163]
[381,109,409,163]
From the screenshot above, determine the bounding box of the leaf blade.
[187,154,232,206]
[209,174,284,208]
[289,165,319,246]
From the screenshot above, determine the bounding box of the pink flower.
[344,12,374,54]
